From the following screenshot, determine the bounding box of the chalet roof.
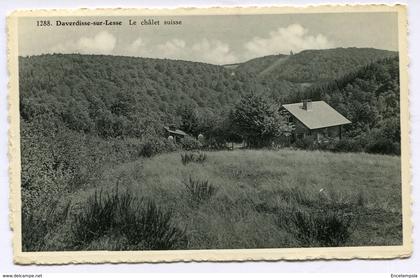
[164,126,187,136]
[282,101,351,130]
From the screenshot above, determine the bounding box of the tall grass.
[24,149,401,250]
[181,152,207,165]
[271,187,361,247]
[181,153,195,165]
[73,189,123,245]
[120,200,188,250]
[22,200,71,251]
[286,209,353,247]
[73,187,187,250]
[183,177,218,207]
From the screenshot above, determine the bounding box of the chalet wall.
[288,113,342,142]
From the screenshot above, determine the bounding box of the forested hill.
[234,48,397,83]
[305,56,400,147]
[231,54,288,75]
[19,48,398,142]
[19,54,266,138]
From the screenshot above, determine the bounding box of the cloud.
[123,37,186,59]
[51,31,117,55]
[191,39,237,65]
[125,37,237,65]
[124,37,145,54]
[157,39,187,57]
[244,24,334,58]
[50,24,332,64]
[155,38,237,64]
[124,25,331,64]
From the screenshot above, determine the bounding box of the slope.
[231,54,287,75]
[19,54,266,139]
[236,47,397,83]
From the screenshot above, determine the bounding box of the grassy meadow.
[47,148,402,251]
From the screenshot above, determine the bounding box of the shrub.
[137,136,180,158]
[180,136,202,151]
[119,200,188,250]
[22,201,71,251]
[286,209,353,247]
[141,141,154,158]
[293,137,315,150]
[73,189,120,245]
[139,137,166,158]
[72,188,187,250]
[271,187,362,247]
[331,138,363,153]
[292,137,357,153]
[184,177,218,207]
[366,138,400,155]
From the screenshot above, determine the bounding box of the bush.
[180,136,202,151]
[293,136,369,154]
[120,200,188,250]
[141,141,154,158]
[73,188,187,250]
[184,177,218,207]
[366,138,400,155]
[22,201,71,251]
[286,209,353,247]
[139,137,165,158]
[271,187,362,247]
[293,137,315,150]
[331,138,363,153]
[139,136,179,158]
[73,189,120,245]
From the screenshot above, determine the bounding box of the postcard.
[7,5,411,264]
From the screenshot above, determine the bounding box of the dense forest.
[303,56,400,154]
[236,47,396,82]
[19,48,401,250]
[19,48,398,142]
[19,54,262,139]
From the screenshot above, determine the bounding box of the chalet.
[164,125,187,142]
[282,100,351,142]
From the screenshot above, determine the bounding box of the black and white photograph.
[7,5,411,263]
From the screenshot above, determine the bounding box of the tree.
[177,103,199,136]
[231,94,292,148]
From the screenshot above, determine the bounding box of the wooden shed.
[164,125,187,143]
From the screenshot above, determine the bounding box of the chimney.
[302,99,312,111]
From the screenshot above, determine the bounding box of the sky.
[18,12,399,64]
